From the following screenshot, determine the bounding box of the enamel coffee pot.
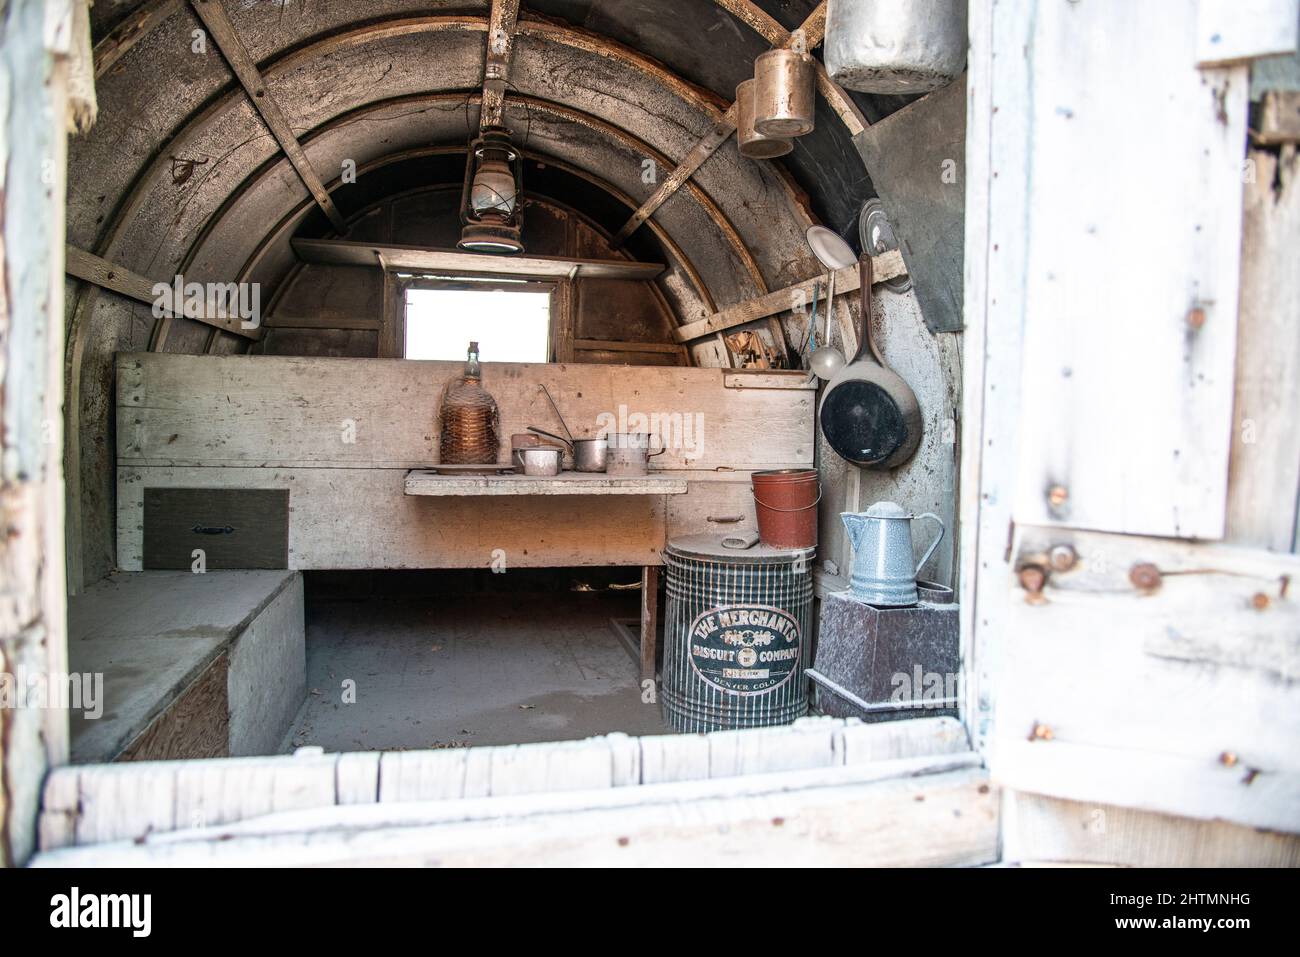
[842,501,945,606]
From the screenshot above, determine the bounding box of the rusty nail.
[1029,723,1054,741]
[1129,562,1162,592]
[1047,484,1069,508]
[1186,306,1207,330]
[1219,751,1238,767]
[1048,544,1078,572]
[1251,592,1270,611]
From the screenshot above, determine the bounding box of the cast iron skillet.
[818,254,922,469]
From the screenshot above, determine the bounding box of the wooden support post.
[553,278,576,362]
[188,0,348,233]
[641,564,660,683]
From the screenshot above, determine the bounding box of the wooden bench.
[67,570,305,763]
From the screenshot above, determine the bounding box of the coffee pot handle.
[913,513,945,577]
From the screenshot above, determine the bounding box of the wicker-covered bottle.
[438,341,500,464]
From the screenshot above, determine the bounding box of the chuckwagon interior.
[62,0,964,764]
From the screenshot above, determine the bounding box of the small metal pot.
[753,48,817,137]
[521,447,563,477]
[511,433,540,470]
[736,78,794,159]
[606,433,665,478]
[572,437,608,473]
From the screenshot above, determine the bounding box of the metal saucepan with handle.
[537,384,608,472]
[809,228,922,469]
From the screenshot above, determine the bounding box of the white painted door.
[962,0,1300,832]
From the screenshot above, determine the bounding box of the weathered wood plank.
[404,471,688,496]
[34,765,995,867]
[711,0,788,45]
[65,245,263,339]
[573,339,684,354]
[1000,525,1300,832]
[116,354,814,472]
[118,466,670,570]
[41,717,970,849]
[189,0,348,232]
[1226,148,1300,551]
[1011,5,1249,539]
[1003,792,1300,866]
[93,0,177,79]
[673,250,906,342]
[120,653,230,762]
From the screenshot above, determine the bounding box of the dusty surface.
[282,587,670,752]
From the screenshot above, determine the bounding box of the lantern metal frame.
[458,126,525,254]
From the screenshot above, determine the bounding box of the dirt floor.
[281,571,672,752]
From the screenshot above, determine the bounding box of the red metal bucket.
[751,469,819,549]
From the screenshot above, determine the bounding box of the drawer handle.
[192,524,235,535]
[707,515,744,524]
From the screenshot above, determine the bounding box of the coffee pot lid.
[864,500,908,519]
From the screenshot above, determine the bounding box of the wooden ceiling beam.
[710,0,790,46]
[613,2,857,248]
[480,0,522,130]
[94,0,178,78]
[292,237,666,281]
[64,245,264,340]
[188,0,348,233]
[672,249,906,343]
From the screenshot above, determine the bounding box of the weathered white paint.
[965,0,1300,846]
[1013,1,1249,540]
[37,715,969,850]
[0,0,74,867]
[1195,0,1299,66]
[30,764,995,868]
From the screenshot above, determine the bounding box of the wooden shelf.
[404,470,689,497]
[292,238,665,281]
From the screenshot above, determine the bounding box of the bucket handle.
[751,483,823,512]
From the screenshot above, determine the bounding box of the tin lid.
[665,532,816,565]
[864,501,908,518]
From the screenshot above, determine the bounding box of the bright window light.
[404,288,551,362]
